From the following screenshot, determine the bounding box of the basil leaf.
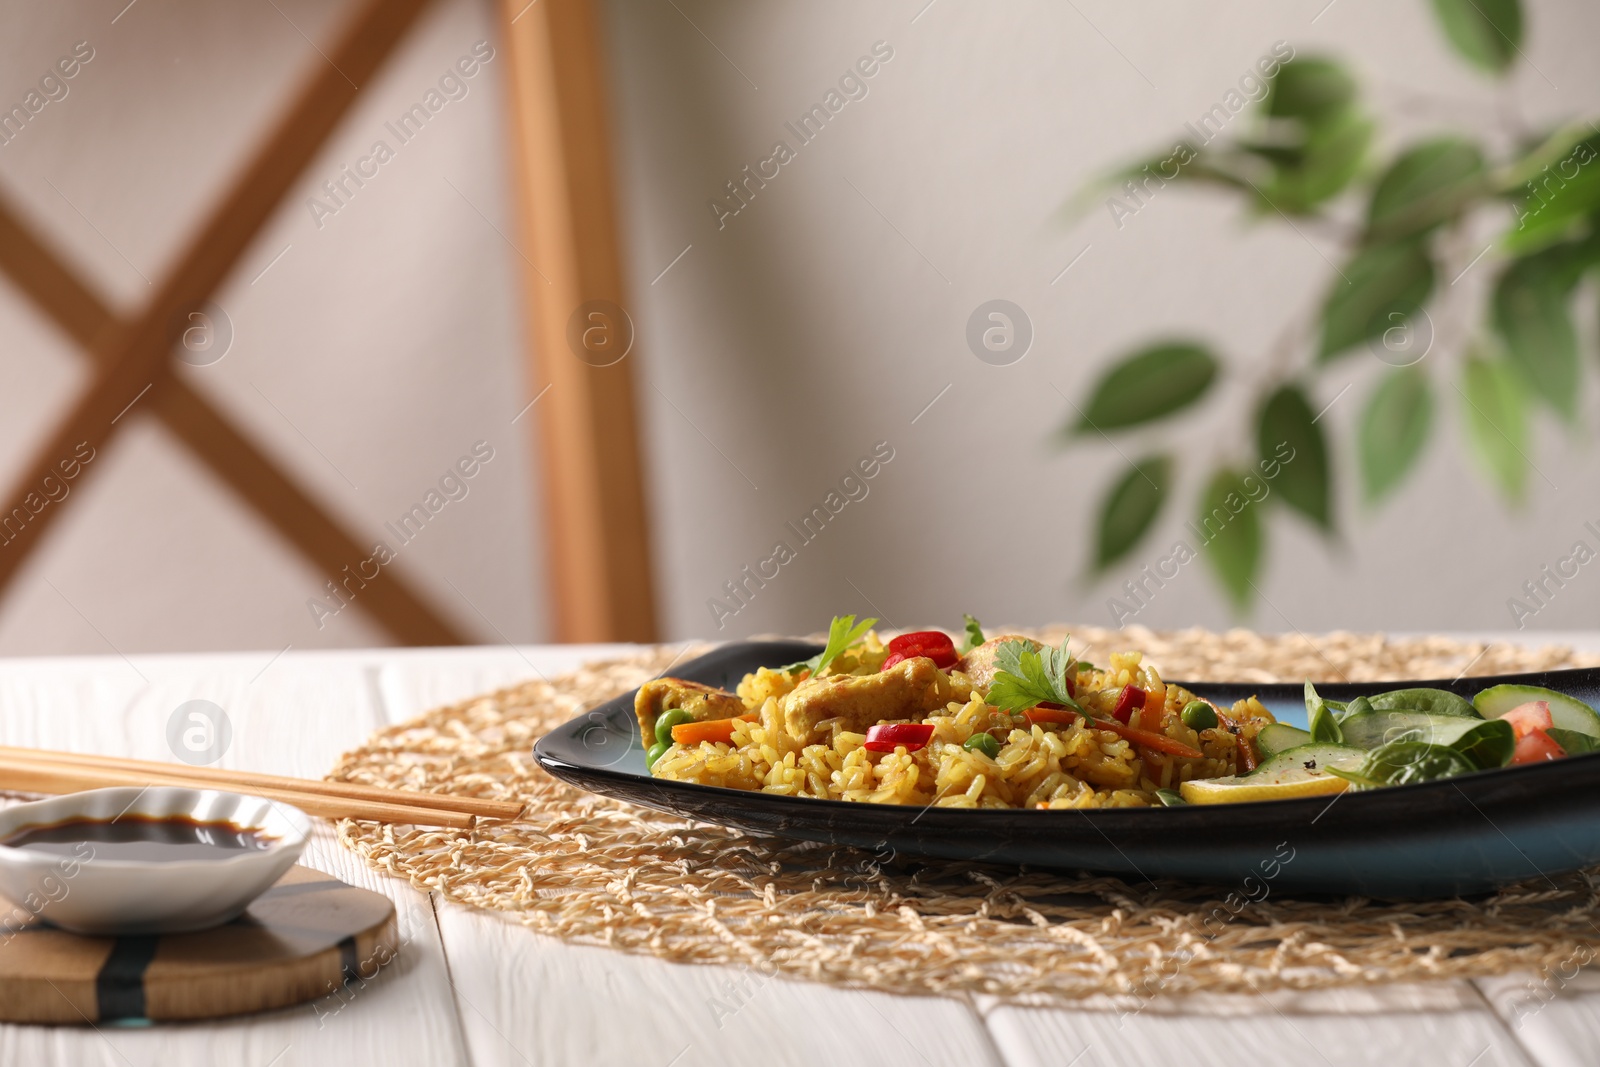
[1359,366,1433,504]
[1093,455,1172,571]
[1306,681,1344,743]
[1547,728,1600,755]
[1366,688,1480,719]
[1332,739,1478,790]
[1070,343,1218,433]
[1337,710,1513,768]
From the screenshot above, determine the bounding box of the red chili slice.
[881,652,908,670]
[886,630,958,668]
[1112,685,1145,724]
[863,723,937,752]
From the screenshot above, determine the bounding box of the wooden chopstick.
[0,746,523,821]
[0,757,477,830]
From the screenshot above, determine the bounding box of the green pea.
[1181,700,1218,731]
[646,740,671,770]
[963,733,1001,759]
[654,708,695,746]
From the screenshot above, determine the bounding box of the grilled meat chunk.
[634,678,746,743]
[954,635,1044,690]
[783,657,963,743]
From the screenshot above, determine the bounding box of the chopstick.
[0,746,523,822]
[0,748,524,830]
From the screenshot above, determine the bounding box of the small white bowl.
[0,787,310,936]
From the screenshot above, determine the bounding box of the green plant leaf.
[1256,385,1331,531]
[959,614,985,655]
[1262,109,1373,213]
[1264,57,1357,124]
[1093,455,1172,572]
[1359,367,1434,504]
[1318,239,1436,361]
[1459,352,1529,505]
[1366,138,1486,241]
[1430,0,1523,73]
[1502,135,1600,255]
[1070,343,1219,433]
[1195,468,1262,612]
[1492,248,1580,422]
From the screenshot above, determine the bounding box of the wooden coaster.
[0,865,398,1024]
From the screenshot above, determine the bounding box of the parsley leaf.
[959,613,986,654]
[985,637,1085,714]
[784,614,878,676]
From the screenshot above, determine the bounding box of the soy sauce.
[1,815,276,863]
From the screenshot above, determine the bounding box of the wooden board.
[0,865,396,1025]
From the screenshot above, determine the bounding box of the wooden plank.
[432,903,1001,1067]
[0,190,468,646]
[0,0,435,608]
[981,985,1536,1067]
[500,0,658,643]
[0,652,469,1065]
[1479,971,1600,1067]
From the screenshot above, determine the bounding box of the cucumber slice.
[1473,684,1600,738]
[1248,743,1367,782]
[1256,722,1312,757]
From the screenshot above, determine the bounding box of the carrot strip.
[1215,708,1257,772]
[672,714,757,746]
[1023,706,1204,760]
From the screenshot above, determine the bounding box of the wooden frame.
[0,0,657,647]
[0,0,463,647]
[500,0,658,643]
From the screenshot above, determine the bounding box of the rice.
[653,643,1272,809]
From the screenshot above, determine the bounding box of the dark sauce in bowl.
[1,815,277,863]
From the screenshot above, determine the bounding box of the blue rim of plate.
[534,640,1600,897]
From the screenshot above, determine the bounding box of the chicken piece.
[782,657,963,743]
[954,635,1043,689]
[634,678,746,743]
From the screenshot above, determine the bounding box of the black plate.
[533,640,1600,897]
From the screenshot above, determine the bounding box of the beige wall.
[1,0,1597,656]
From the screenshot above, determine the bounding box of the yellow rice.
[654,646,1273,809]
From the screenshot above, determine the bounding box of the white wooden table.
[3,640,1600,1067]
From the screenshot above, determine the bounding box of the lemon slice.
[1180,773,1346,804]
[1179,743,1364,805]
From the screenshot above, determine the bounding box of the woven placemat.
[331,628,1600,1002]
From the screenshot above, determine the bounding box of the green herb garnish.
[986,638,1084,715]
[1325,739,1477,790]
[959,613,986,654]
[784,614,877,676]
[1305,680,1344,743]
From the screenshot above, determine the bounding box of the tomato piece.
[880,652,908,670]
[863,723,936,752]
[1502,700,1554,739]
[886,630,958,669]
[1512,727,1565,765]
[1112,685,1145,724]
